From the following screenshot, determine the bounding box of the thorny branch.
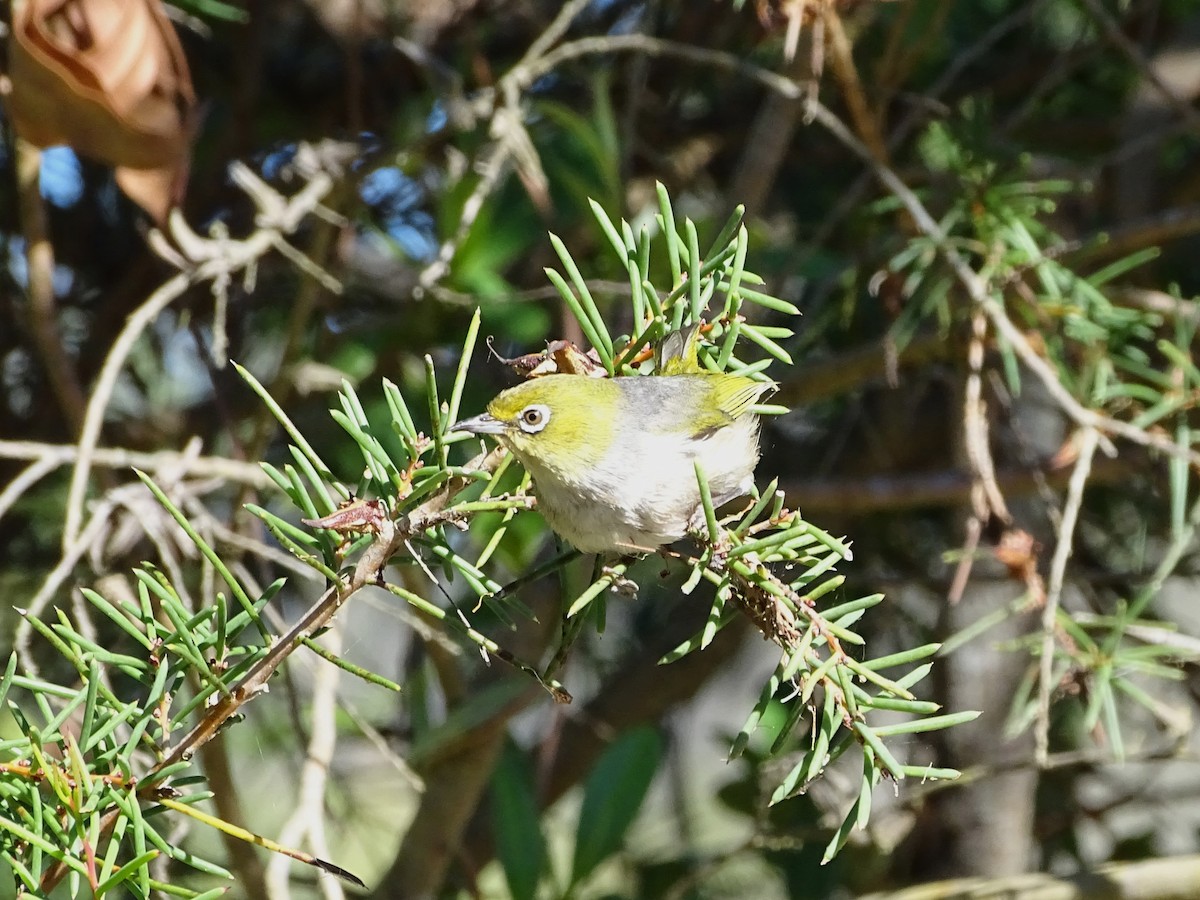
[154,452,500,777]
[37,448,503,894]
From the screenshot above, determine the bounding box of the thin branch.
[340,697,424,790]
[235,167,346,521]
[855,852,1200,900]
[1077,0,1200,137]
[516,0,594,68]
[267,619,345,900]
[949,305,1012,605]
[61,268,188,550]
[727,51,813,215]
[17,465,241,674]
[407,27,1197,471]
[963,307,1011,526]
[0,454,63,523]
[62,161,337,551]
[1035,427,1100,767]
[16,497,118,674]
[780,455,1127,514]
[149,449,498,781]
[774,333,948,407]
[36,447,497,894]
[15,139,88,433]
[1114,286,1200,322]
[805,0,1046,255]
[488,18,1197,482]
[517,33,804,99]
[804,99,1200,469]
[821,4,888,165]
[0,438,272,514]
[183,496,325,584]
[1068,204,1200,268]
[1125,490,1200,622]
[417,121,516,291]
[198,731,270,897]
[413,31,805,287]
[409,0,591,293]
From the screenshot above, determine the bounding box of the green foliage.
[6,1,1200,896]
[896,105,1167,392]
[491,741,547,900]
[571,727,663,889]
[0,184,974,896]
[245,186,972,866]
[170,0,248,23]
[871,107,1200,760]
[0,553,276,895]
[534,73,624,215]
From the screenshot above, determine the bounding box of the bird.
[452,334,773,553]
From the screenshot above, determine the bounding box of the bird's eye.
[518,404,550,433]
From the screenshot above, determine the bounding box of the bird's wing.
[711,376,775,420]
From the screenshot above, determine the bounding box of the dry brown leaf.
[994,527,1047,607]
[487,338,608,379]
[6,0,196,221]
[113,164,184,225]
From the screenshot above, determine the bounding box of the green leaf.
[174,0,247,21]
[490,741,547,900]
[656,182,683,289]
[95,850,159,896]
[871,710,981,736]
[571,726,663,887]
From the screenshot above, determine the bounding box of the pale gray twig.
[183,497,326,584]
[267,618,346,900]
[513,33,804,98]
[949,303,1012,605]
[62,161,337,551]
[0,455,62,524]
[417,125,515,291]
[1035,427,1100,767]
[1077,0,1200,137]
[16,497,117,674]
[805,100,1200,469]
[516,0,594,69]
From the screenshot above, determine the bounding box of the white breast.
[523,416,761,553]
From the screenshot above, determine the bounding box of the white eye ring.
[518,404,550,433]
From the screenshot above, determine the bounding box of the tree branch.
[62,157,338,552]
[856,852,1200,900]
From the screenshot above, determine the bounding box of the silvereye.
[452,361,773,554]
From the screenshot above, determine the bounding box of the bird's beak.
[450,412,506,435]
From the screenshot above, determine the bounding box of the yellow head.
[451,375,620,480]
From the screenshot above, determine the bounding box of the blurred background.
[3,0,1200,897]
